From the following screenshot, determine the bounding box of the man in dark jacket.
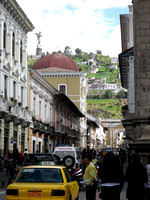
[98,152,124,200]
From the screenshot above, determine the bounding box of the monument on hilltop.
[35,31,42,56]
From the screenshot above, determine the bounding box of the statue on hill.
[35,32,42,48]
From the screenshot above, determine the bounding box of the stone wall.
[133,0,150,119]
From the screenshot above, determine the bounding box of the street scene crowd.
[2,146,150,200]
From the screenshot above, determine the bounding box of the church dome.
[33,52,80,71]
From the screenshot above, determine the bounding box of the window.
[33,97,36,113]
[13,81,16,99]
[39,101,41,118]
[21,86,24,105]
[45,104,47,121]
[16,168,63,183]
[58,84,67,95]
[20,40,22,64]
[3,22,6,49]
[12,32,15,57]
[4,75,8,99]
[63,168,71,182]
[49,106,52,125]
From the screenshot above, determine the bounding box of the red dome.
[33,52,80,71]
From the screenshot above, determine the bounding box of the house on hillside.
[88,67,98,74]
[111,57,118,64]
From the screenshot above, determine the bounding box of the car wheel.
[63,155,75,169]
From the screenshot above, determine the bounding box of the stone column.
[132,0,150,137]
[17,125,21,152]
[0,119,4,158]
[24,127,29,151]
[9,122,13,152]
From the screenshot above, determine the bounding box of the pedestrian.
[119,148,127,168]
[92,154,98,166]
[13,149,21,164]
[4,151,11,178]
[82,146,91,159]
[83,154,97,200]
[7,153,16,184]
[145,153,150,200]
[98,151,124,200]
[125,152,147,200]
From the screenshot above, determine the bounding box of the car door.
[63,168,78,200]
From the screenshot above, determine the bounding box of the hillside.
[28,49,124,119]
[87,99,123,119]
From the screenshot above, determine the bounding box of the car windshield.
[55,151,75,158]
[25,154,53,165]
[16,168,63,183]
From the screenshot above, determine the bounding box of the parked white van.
[53,146,82,169]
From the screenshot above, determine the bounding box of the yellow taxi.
[6,165,79,200]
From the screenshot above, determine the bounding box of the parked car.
[16,153,61,175]
[53,146,82,170]
[6,165,79,200]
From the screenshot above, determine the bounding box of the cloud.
[16,0,132,57]
[65,4,78,12]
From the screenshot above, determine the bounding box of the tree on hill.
[96,50,102,54]
[75,48,82,55]
[116,89,127,98]
[64,46,72,55]
[104,90,113,99]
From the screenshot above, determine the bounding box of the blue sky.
[17,0,132,57]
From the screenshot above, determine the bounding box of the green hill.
[87,99,123,119]
[28,49,123,119]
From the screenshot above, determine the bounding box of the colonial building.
[32,52,88,148]
[101,119,125,148]
[86,114,99,149]
[29,70,84,153]
[0,0,34,160]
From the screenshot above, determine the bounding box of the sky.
[16,0,132,57]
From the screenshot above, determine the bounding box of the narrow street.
[0,183,127,200]
[0,162,127,200]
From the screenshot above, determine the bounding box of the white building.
[0,0,34,159]
[111,57,118,64]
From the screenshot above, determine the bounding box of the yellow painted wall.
[44,76,81,109]
[44,76,80,95]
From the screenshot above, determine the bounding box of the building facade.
[0,0,34,161]
[101,119,125,148]
[33,52,88,149]
[29,70,84,153]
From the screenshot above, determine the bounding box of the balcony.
[0,96,9,118]
[0,96,31,125]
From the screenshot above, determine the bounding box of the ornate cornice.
[0,0,34,34]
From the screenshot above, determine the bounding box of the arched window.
[12,32,15,57]
[58,84,67,95]
[20,40,22,64]
[3,22,6,49]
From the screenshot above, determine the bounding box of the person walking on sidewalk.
[83,154,97,200]
[145,153,150,200]
[125,152,147,200]
[98,151,124,200]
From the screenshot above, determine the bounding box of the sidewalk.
[0,169,8,189]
